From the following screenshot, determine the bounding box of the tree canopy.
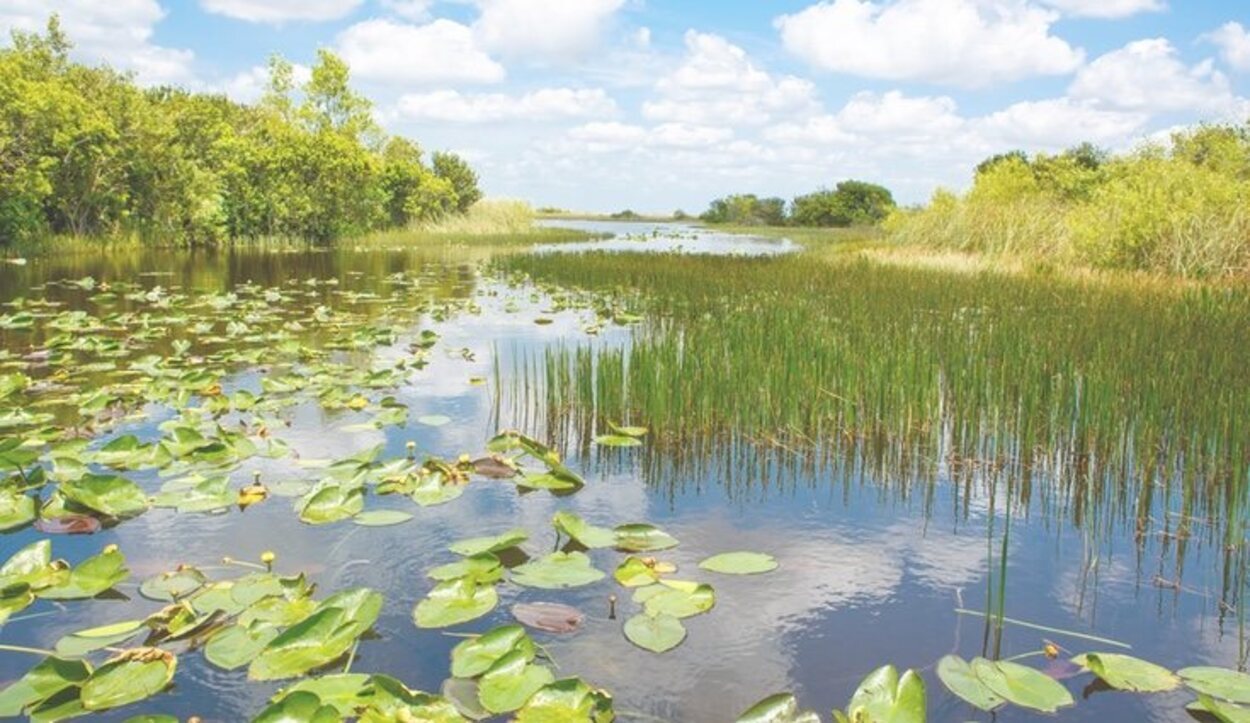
[0,16,481,248]
[700,182,895,228]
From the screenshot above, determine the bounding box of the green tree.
[791,181,895,227]
[432,151,482,213]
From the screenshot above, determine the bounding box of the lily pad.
[698,552,778,575]
[81,648,177,711]
[1180,666,1250,704]
[636,581,715,619]
[415,578,499,629]
[936,655,1004,712]
[1190,694,1250,723]
[205,623,281,670]
[34,515,101,535]
[54,620,146,658]
[1074,652,1179,693]
[428,554,504,584]
[450,528,528,556]
[594,434,641,448]
[40,546,129,600]
[477,649,554,714]
[510,552,605,589]
[971,658,1073,714]
[614,557,663,587]
[613,523,678,552]
[736,692,822,723]
[552,511,615,549]
[249,588,383,680]
[839,665,925,723]
[0,490,36,531]
[354,509,414,527]
[139,567,207,602]
[512,602,585,634]
[515,678,615,722]
[59,474,149,518]
[254,690,340,723]
[0,657,92,717]
[281,674,373,715]
[623,613,686,653]
[451,625,536,679]
[297,481,364,525]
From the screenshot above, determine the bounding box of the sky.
[2,0,1249,213]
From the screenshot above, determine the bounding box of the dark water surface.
[0,225,1245,722]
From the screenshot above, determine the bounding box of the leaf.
[54,620,146,658]
[440,676,490,721]
[614,557,662,588]
[281,674,373,715]
[428,554,504,584]
[515,678,615,723]
[58,474,148,518]
[552,511,615,549]
[254,690,340,723]
[34,515,101,535]
[0,489,36,531]
[353,509,414,527]
[414,578,499,629]
[593,434,641,448]
[1074,652,1179,693]
[451,625,535,679]
[510,552,605,589]
[843,665,925,723]
[205,623,280,670]
[636,581,715,619]
[698,552,778,575]
[368,675,468,722]
[623,613,685,653]
[516,473,578,492]
[297,481,364,525]
[477,649,554,714]
[936,655,1004,712]
[449,528,528,556]
[40,546,129,600]
[1191,694,1250,723]
[0,657,92,718]
[1180,667,1250,704]
[735,692,822,723]
[613,523,678,552]
[411,473,466,507]
[139,566,207,602]
[511,603,584,634]
[971,658,1073,714]
[607,422,648,438]
[81,648,177,711]
[249,588,383,680]
[0,540,58,589]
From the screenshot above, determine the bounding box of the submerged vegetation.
[0,17,481,251]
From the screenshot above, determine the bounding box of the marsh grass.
[357,200,597,249]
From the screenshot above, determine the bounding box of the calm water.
[0,224,1243,721]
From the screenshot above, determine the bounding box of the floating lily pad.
[1180,666,1250,704]
[698,552,778,575]
[40,546,129,600]
[205,623,281,670]
[297,481,364,525]
[0,657,92,717]
[936,655,1004,712]
[971,658,1073,714]
[635,581,715,619]
[552,511,615,549]
[254,690,340,723]
[1074,652,1179,693]
[281,674,373,715]
[511,602,584,634]
[59,474,148,518]
[249,588,383,680]
[840,665,925,723]
[415,578,499,629]
[1189,694,1250,723]
[450,529,528,556]
[623,613,685,653]
[613,523,678,552]
[411,473,466,507]
[55,620,146,658]
[510,552,605,589]
[736,692,821,723]
[354,509,414,527]
[477,649,554,714]
[34,515,101,535]
[614,557,663,587]
[451,625,536,679]
[515,678,615,722]
[428,554,504,584]
[594,434,641,448]
[0,490,37,531]
[81,648,177,711]
[139,567,207,602]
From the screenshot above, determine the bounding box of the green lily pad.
[297,481,365,525]
[0,540,60,590]
[354,509,414,527]
[368,675,468,722]
[59,474,149,518]
[936,655,1004,712]
[623,613,686,653]
[735,692,822,723]
[254,690,340,723]
[1190,694,1250,723]
[0,657,92,718]
[139,567,207,602]
[516,473,578,491]
[451,625,536,679]
[0,489,36,531]
[205,623,281,670]
[54,620,146,658]
[1074,652,1179,693]
[81,649,177,711]
[607,422,648,438]
[613,523,678,552]
[593,434,641,448]
[614,557,663,587]
[515,678,615,722]
[839,665,925,723]
[636,580,715,618]
[971,658,1072,714]
[411,473,466,507]
[415,578,499,629]
[441,676,490,721]
[40,546,129,600]
[552,511,615,549]
[281,674,373,715]
[1181,667,1250,704]
[429,554,504,584]
[510,552,605,589]
[477,649,554,714]
[698,552,778,575]
[249,588,383,680]
[450,528,528,556]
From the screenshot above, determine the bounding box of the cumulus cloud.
[472,0,627,61]
[199,0,363,23]
[642,31,818,126]
[1205,22,1250,73]
[396,88,616,123]
[380,0,435,22]
[336,18,506,85]
[765,91,963,148]
[1069,38,1240,113]
[1038,0,1164,18]
[775,0,1084,87]
[975,98,1149,149]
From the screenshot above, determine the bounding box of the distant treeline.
[0,16,480,248]
[890,127,1250,277]
[700,180,896,227]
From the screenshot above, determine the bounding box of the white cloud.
[765,90,963,147]
[336,18,506,85]
[642,31,818,126]
[564,121,733,151]
[1038,0,1164,18]
[0,0,194,85]
[1070,38,1239,113]
[380,0,435,22]
[472,0,627,61]
[1205,22,1250,72]
[650,122,734,148]
[568,122,648,147]
[199,0,362,23]
[396,88,616,123]
[975,98,1149,149]
[775,0,1084,87]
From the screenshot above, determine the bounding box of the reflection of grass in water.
[496,249,1250,544]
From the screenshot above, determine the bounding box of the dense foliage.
[888,128,1250,277]
[701,181,895,228]
[0,17,480,248]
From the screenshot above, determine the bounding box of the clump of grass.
[355,199,595,248]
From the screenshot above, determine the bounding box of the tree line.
[0,16,481,248]
[700,180,896,227]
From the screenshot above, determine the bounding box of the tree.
[699,194,785,226]
[432,151,481,213]
[302,49,377,144]
[790,181,895,227]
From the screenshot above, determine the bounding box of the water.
[0,225,1243,721]
[534,219,799,256]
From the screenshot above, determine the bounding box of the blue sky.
[3,0,1249,212]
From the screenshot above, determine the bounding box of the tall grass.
[354,199,595,248]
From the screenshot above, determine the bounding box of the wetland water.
[0,221,1247,721]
